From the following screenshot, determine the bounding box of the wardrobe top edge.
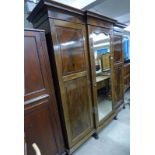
[85,11,117,24]
[28,0,84,22]
[114,22,127,28]
[27,0,126,28]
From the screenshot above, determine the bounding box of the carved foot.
[65,150,71,155]
[93,132,99,139]
[123,104,126,109]
[114,116,118,120]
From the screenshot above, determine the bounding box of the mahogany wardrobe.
[27,0,126,154]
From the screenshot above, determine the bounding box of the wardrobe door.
[113,35,124,108]
[24,30,65,155]
[87,25,116,130]
[50,19,94,147]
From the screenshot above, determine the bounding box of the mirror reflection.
[91,32,112,121]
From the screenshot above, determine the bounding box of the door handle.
[32,143,41,155]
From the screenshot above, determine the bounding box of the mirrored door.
[90,29,113,122]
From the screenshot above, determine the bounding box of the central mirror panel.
[91,32,112,121]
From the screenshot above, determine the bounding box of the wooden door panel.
[24,31,50,101]
[25,99,58,155]
[113,34,124,108]
[113,35,123,63]
[24,35,45,95]
[124,63,130,90]
[64,76,92,141]
[56,26,86,76]
[113,65,124,104]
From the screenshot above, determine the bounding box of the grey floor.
[73,89,130,155]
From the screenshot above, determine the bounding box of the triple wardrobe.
[25,0,126,154]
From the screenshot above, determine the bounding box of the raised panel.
[124,63,130,90]
[56,26,85,75]
[64,77,91,140]
[25,100,58,155]
[113,66,124,103]
[113,35,123,63]
[24,36,45,95]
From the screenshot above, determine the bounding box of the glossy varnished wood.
[25,99,58,155]
[113,35,123,63]
[85,11,116,28]
[113,64,124,108]
[24,29,65,155]
[64,77,92,139]
[28,2,95,153]
[49,19,94,151]
[112,23,126,110]
[27,1,127,152]
[24,35,45,95]
[27,0,85,28]
[55,22,86,75]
